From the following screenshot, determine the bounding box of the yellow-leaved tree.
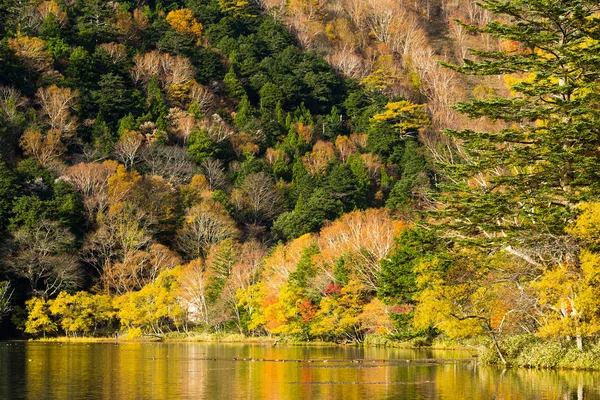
[533,202,600,350]
[49,291,115,337]
[218,0,256,18]
[115,267,186,338]
[414,251,537,364]
[24,297,56,337]
[310,279,365,343]
[166,9,203,44]
[371,100,430,136]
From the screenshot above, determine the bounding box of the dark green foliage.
[343,88,385,134]
[0,158,17,233]
[146,78,169,121]
[435,0,600,250]
[288,244,319,288]
[76,0,116,46]
[11,161,83,231]
[45,37,71,60]
[91,114,116,156]
[387,140,431,211]
[289,161,315,205]
[191,48,224,83]
[117,114,138,137]
[347,155,370,208]
[378,228,438,302]
[326,163,364,212]
[66,47,95,89]
[93,73,140,125]
[206,239,237,302]
[224,67,246,99]
[378,228,449,334]
[259,82,283,113]
[367,122,403,163]
[333,255,350,286]
[234,96,255,129]
[273,188,343,240]
[318,106,345,140]
[40,12,63,40]
[0,40,33,94]
[187,129,217,163]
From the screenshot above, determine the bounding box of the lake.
[0,342,598,399]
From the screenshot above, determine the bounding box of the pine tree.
[437,0,600,258]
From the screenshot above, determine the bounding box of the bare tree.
[101,243,180,294]
[176,201,239,259]
[167,108,197,142]
[326,45,366,79]
[133,51,195,89]
[178,259,211,325]
[81,203,153,278]
[6,219,82,298]
[201,158,228,191]
[62,160,119,219]
[0,86,28,122]
[189,83,215,113]
[132,51,161,85]
[0,281,13,321]
[114,130,145,170]
[97,42,128,65]
[141,144,196,185]
[231,172,284,224]
[19,128,66,168]
[36,85,78,137]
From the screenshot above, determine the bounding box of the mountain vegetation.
[1,0,600,368]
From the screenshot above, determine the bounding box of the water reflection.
[0,342,598,399]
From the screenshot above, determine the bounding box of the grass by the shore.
[480,334,600,370]
[29,332,474,351]
[25,333,600,370]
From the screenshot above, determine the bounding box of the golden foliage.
[311,279,364,341]
[166,9,203,44]
[20,128,65,167]
[219,0,255,18]
[358,298,395,335]
[115,268,187,335]
[261,234,316,291]
[8,35,52,73]
[317,208,406,290]
[371,100,430,133]
[38,1,68,25]
[302,140,336,176]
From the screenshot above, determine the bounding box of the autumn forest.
[1,0,600,369]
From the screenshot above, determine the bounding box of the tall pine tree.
[437,0,600,261]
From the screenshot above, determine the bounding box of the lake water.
[0,342,598,399]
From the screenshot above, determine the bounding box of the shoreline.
[6,333,471,350]
[8,335,600,371]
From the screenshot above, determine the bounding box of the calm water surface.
[0,342,599,399]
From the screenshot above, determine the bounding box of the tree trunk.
[576,325,583,351]
[488,325,507,365]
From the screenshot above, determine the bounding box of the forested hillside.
[1,0,600,369]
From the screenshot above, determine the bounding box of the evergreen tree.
[224,67,246,99]
[436,0,600,256]
[0,158,17,233]
[147,77,169,121]
[387,139,430,211]
[93,73,138,125]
